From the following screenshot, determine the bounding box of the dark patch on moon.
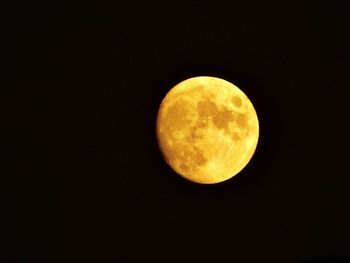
[165,99,192,132]
[236,112,248,128]
[197,99,218,118]
[196,98,235,130]
[231,96,242,107]
[212,107,235,130]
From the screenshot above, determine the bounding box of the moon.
[156,76,259,184]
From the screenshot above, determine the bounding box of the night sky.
[5,1,350,262]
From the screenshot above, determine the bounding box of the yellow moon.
[156,76,259,184]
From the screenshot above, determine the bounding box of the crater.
[195,85,204,91]
[187,126,202,142]
[177,145,207,174]
[179,162,190,172]
[231,131,241,141]
[192,145,207,167]
[196,119,209,128]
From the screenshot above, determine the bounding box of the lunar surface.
[156,76,259,184]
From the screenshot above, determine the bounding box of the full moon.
[156,76,259,184]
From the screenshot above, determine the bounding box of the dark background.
[4,1,350,262]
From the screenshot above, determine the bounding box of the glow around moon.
[156,76,259,184]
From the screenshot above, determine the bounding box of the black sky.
[5,1,350,262]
